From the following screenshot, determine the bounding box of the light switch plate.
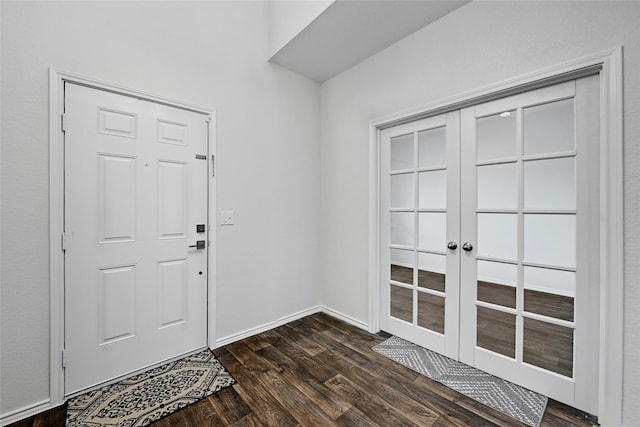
[220,210,234,225]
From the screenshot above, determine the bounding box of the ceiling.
[269,0,470,83]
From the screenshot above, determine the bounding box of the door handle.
[447,241,458,250]
[462,242,473,252]
[189,240,206,250]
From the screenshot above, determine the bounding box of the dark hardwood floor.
[9,313,597,426]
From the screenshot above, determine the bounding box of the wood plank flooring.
[8,313,598,426]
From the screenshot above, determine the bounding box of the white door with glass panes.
[379,76,600,414]
[380,111,461,359]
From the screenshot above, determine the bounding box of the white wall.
[319,1,640,425]
[267,0,334,58]
[0,1,320,416]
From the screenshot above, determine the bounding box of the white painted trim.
[597,46,624,427]
[0,399,51,427]
[368,48,624,425]
[48,68,216,408]
[214,305,369,348]
[214,306,324,347]
[207,111,218,349]
[321,306,369,331]
[368,124,381,334]
[48,68,66,408]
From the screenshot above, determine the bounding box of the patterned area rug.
[66,349,236,427]
[373,336,547,427]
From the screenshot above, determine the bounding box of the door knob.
[447,241,458,250]
[462,242,473,252]
[189,240,206,249]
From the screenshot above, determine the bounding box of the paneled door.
[64,83,209,395]
[380,76,599,414]
[379,111,461,359]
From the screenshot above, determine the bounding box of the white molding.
[368,123,381,334]
[214,305,369,348]
[372,51,607,130]
[48,68,215,407]
[48,68,66,408]
[214,306,324,347]
[321,306,369,331]
[597,46,624,427]
[368,48,624,425]
[207,111,218,349]
[0,399,51,427]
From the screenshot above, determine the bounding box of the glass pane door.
[459,77,600,413]
[380,112,460,359]
[379,75,599,415]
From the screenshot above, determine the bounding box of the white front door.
[380,76,600,414]
[64,83,209,395]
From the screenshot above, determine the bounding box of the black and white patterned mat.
[66,349,236,426]
[373,336,547,427]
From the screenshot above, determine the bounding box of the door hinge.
[211,155,215,177]
[62,350,68,368]
[61,114,68,132]
[61,232,72,251]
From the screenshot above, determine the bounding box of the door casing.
[368,48,623,425]
[49,69,217,405]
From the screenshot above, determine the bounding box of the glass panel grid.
[476,110,516,162]
[524,98,575,156]
[477,306,516,358]
[389,127,448,330]
[390,133,414,171]
[419,126,446,168]
[523,317,574,378]
[418,291,445,334]
[390,285,413,323]
[475,100,578,374]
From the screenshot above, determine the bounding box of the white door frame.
[48,68,217,406]
[368,47,623,425]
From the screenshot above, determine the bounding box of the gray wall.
[0,1,321,415]
[319,2,640,425]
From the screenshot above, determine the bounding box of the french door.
[64,83,209,395]
[379,76,599,414]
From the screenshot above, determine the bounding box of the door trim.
[368,47,623,425]
[48,68,217,406]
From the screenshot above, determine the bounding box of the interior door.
[379,76,599,414]
[379,112,461,359]
[64,83,209,395]
[459,77,600,414]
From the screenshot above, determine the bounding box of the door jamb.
[48,68,217,406]
[367,47,623,425]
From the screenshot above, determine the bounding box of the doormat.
[373,336,547,427]
[65,349,236,427]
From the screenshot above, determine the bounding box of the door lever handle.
[189,240,206,249]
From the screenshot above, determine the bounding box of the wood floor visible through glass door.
[390,265,574,377]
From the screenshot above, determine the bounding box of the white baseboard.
[2,306,368,425]
[320,306,368,331]
[214,305,369,348]
[0,399,51,426]
[214,305,324,348]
